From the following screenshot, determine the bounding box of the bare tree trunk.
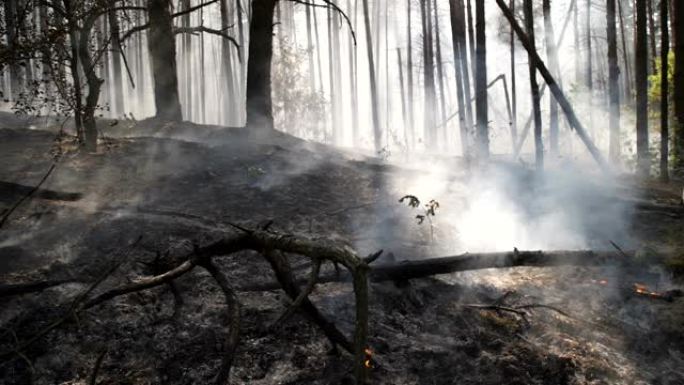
[62,0,83,139]
[421,0,437,148]
[660,0,669,181]
[220,0,237,125]
[147,0,183,121]
[543,0,560,156]
[466,0,476,83]
[245,0,277,131]
[4,0,22,102]
[618,0,633,101]
[306,0,316,93]
[349,0,359,146]
[331,1,343,144]
[406,0,415,148]
[574,0,581,84]
[362,0,382,151]
[647,0,657,74]
[433,0,448,147]
[497,0,611,173]
[607,0,621,163]
[108,8,125,118]
[449,0,470,156]
[510,0,517,153]
[181,0,192,121]
[474,0,488,159]
[585,0,592,90]
[635,0,650,177]
[397,49,409,147]
[524,0,543,169]
[78,14,103,152]
[673,0,684,173]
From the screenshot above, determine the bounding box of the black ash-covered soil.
[1,115,683,384]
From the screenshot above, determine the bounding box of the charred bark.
[147,0,183,121]
[245,0,277,131]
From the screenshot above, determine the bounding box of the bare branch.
[287,0,357,45]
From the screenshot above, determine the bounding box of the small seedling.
[399,195,440,241]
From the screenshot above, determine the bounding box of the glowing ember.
[589,278,609,286]
[633,283,660,297]
[364,348,373,369]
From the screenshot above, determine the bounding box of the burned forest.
[2,0,684,384]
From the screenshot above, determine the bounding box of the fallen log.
[237,249,633,291]
[0,279,78,298]
[0,181,82,203]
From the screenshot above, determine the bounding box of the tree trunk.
[585,0,592,90]
[474,0,488,159]
[574,0,581,84]
[433,0,448,147]
[496,0,611,173]
[466,0,476,84]
[618,0,633,101]
[673,0,684,173]
[510,0,517,153]
[108,8,125,118]
[306,0,316,93]
[524,0,542,169]
[4,0,22,102]
[362,0,381,151]
[181,0,192,121]
[220,0,237,126]
[647,0,657,74]
[147,0,182,121]
[245,0,277,131]
[349,0,359,146]
[660,0,669,181]
[406,0,415,148]
[62,0,83,140]
[78,14,103,152]
[421,0,437,148]
[635,0,650,177]
[449,0,470,156]
[397,49,409,147]
[543,0,560,157]
[607,0,621,163]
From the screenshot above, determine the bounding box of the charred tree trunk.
[4,0,22,102]
[585,0,592,90]
[647,0,657,74]
[474,0,488,159]
[62,0,83,140]
[660,0,669,181]
[306,0,316,93]
[147,0,182,121]
[397,48,409,146]
[406,0,415,147]
[607,0,621,163]
[220,0,237,126]
[78,14,103,152]
[349,0,360,146]
[524,0,543,169]
[635,0,650,176]
[510,0,517,152]
[362,0,382,151]
[421,0,437,148]
[245,0,277,131]
[433,0,448,147]
[618,0,633,101]
[108,8,125,117]
[543,0,560,156]
[466,0,476,84]
[673,0,684,173]
[449,0,470,156]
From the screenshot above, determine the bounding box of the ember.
[632,283,683,302]
[364,348,373,369]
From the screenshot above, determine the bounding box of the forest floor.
[1,113,684,384]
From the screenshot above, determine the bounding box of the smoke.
[354,154,631,258]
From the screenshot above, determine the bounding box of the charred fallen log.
[0,180,82,203]
[239,249,633,291]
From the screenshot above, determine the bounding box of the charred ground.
[1,115,684,384]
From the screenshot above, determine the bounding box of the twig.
[0,162,58,229]
[87,349,107,385]
[270,259,322,328]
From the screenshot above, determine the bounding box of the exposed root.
[199,259,241,385]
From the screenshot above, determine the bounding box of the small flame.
[364,348,373,369]
[590,278,609,286]
[633,283,659,296]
